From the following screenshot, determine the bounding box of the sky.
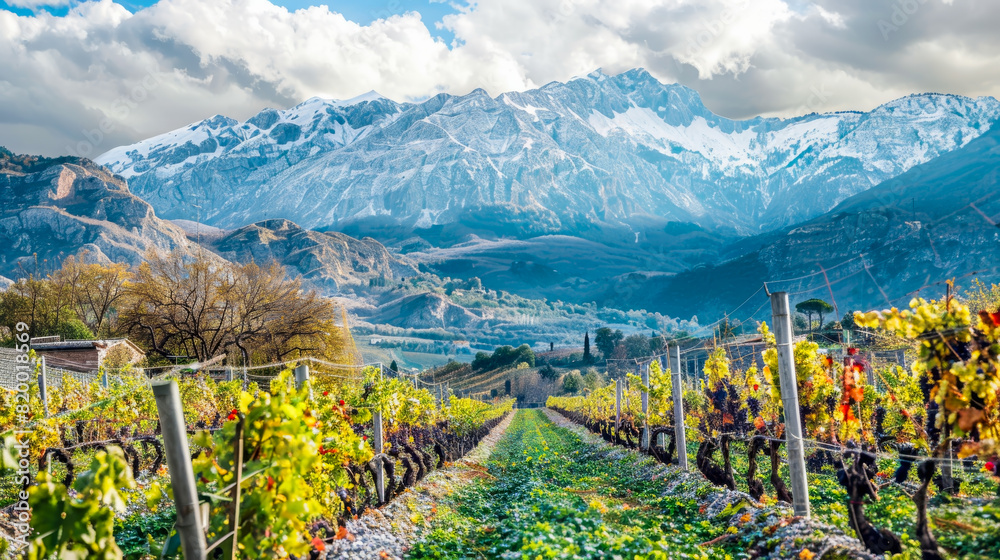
[2,0,999,157]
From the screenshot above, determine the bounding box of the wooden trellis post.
[656,356,666,447]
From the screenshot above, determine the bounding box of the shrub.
[562,371,582,394]
[58,318,94,341]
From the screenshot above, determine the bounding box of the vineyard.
[1,288,999,560]
[0,354,513,559]
[544,291,1000,560]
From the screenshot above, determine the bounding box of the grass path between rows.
[406,409,733,559]
[407,408,1000,560]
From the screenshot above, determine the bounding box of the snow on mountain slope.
[97,69,1000,235]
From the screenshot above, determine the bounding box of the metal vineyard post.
[641,360,650,450]
[38,356,49,417]
[373,365,385,504]
[770,291,811,518]
[294,364,312,399]
[152,380,208,560]
[615,378,622,440]
[670,344,688,470]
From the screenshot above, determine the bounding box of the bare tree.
[120,251,347,364]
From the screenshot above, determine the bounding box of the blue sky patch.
[0,0,461,42]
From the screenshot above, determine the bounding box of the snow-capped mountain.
[610,121,1000,321]
[97,69,1000,235]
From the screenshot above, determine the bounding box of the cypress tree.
[583,330,592,363]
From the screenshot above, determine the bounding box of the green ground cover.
[408,409,731,559]
[408,410,1000,559]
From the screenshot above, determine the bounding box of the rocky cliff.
[0,152,195,277]
[211,218,419,294]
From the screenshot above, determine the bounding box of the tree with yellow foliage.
[120,251,350,365]
[50,254,132,337]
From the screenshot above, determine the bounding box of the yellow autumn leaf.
[238,392,255,412]
[957,441,981,459]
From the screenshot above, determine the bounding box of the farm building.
[29,337,145,372]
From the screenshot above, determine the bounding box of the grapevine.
[856,287,1000,559]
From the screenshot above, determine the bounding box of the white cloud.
[1,0,999,157]
[5,0,72,8]
[814,6,846,29]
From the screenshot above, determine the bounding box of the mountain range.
[96,69,1000,240]
[618,123,1000,321]
[0,148,196,276]
[0,149,673,356]
[3,68,999,348]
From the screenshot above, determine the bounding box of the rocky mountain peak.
[0,149,194,276]
[210,218,419,294]
[95,69,1000,239]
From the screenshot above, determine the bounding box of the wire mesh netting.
[0,347,23,390]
